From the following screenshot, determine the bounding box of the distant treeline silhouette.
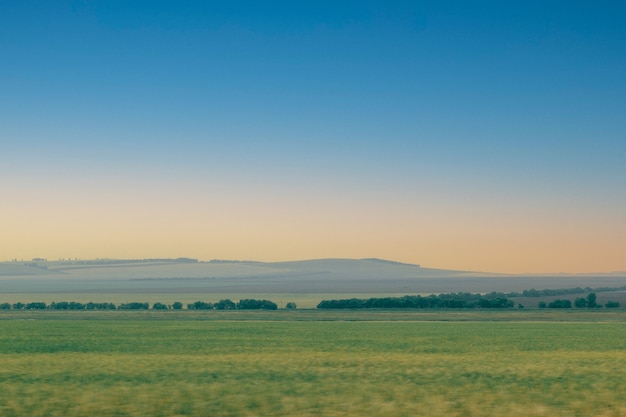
[58,257,198,265]
[317,293,515,309]
[538,293,620,309]
[0,298,282,311]
[506,285,626,298]
[318,291,622,310]
[2,285,625,312]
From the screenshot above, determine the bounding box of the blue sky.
[1,1,625,272]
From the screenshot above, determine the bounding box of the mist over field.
[2,258,626,297]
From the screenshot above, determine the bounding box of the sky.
[1,1,625,274]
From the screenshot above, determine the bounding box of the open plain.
[1,310,626,417]
[2,259,626,308]
[2,259,626,416]
[4,2,626,415]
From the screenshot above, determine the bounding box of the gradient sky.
[1,1,625,273]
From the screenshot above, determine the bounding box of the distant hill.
[360,258,420,267]
[1,258,625,295]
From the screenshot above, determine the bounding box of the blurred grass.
[1,315,626,416]
[2,308,626,321]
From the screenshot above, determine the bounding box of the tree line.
[317,291,622,310]
[1,288,623,311]
[506,285,626,298]
[537,293,620,309]
[317,292,515,309]
[186,299,281,310]
[0,299,291,311]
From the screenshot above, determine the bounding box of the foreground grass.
[1,313,626,416]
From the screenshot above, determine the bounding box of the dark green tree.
[586,293,597,308]
[188,301,213,310]
[85,302,114,310]
[172,301,183,310]
[119,302,149,310]
[574,297,587,308]
[214,299,236,310]
[237,299,278,310]
[548,299,572,309]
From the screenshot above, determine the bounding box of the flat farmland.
[1,311,626,416]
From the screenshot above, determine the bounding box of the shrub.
[586,293,598,308]
[187,301,213,310]
[86,302,116,310]
[574,298,587,308]
[548,299,572,309]
[238,299,278,310]
[119,302,149,310]
[214,299,236,310]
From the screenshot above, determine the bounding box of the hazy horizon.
[3,256,626,277]
[2,2,625,275]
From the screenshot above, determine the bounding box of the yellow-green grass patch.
[1,318,626,416]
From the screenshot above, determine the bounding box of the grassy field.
[1,311,626,416]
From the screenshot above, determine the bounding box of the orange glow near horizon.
[2,180,624,274]
[2,1,626,277]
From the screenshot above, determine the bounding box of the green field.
[1,311,626,416]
